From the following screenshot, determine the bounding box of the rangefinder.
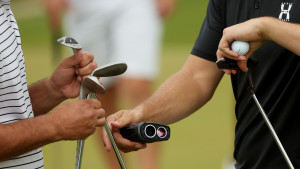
[120,122,170,143]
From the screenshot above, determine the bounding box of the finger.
[218,35,239,59]
[231,69,237,75]
[113,132,146,152]
[223,69,232,75]
[237,60,248,72]
[76,61,97,77]
[78,52,95,68]
[96,108,105,118]
[85,99,102,109]
[93,100,102,109]
[102,128,112,151]
[219,46,239,59]
[96,117,106,127]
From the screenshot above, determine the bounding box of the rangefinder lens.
[144,125,156,138]
[157,127,167,138]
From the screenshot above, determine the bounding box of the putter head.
[91,62,127,77]
[80,76,106,99]
[57,37,82,50]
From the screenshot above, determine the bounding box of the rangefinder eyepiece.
[144,124,156,138]
[120,122,170,143]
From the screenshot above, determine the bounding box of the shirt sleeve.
[191,0,224,62]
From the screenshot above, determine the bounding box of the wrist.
[132,105,146,123]
[258,17,278,41]
[46,77,67,101]
[45,113,63,142]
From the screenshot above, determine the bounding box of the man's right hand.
[102,109,146,153]
[50,99,105,140]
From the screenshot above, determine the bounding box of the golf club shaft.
[251,94,294,169]
[75,140,85,169]
[104,120,127,169]
[75,81,85,169]
[87,93,127,169]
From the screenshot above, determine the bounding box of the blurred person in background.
[0,0,106,168]
[43,0,175,168]
[102,1,300,169]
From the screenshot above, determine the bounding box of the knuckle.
[223,27,229,34]
[85,52,94,61]
[91,62,97,70]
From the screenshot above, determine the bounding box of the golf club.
[76,76,106,169]
[58,37,107,169]
[58,36,127,169]
[57,37,82,52]
[88,62,128,100]
[88,63,128,169]
[216,51,294,169]
[91,62,127,77]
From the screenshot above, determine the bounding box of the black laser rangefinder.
[120,122,170,143]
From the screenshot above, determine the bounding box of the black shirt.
[191,0,300,168]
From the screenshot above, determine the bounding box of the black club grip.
[216,57,257,70]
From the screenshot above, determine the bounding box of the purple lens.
[157,127,167,138]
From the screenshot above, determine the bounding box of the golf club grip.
[216,57,257,69]
[120,122,170,143]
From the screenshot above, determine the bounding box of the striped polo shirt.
[0,0,44,168]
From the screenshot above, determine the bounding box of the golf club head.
[80,76,106,99]
[91,62,127,77]
[57,37,82,50]
[120,122,171,143]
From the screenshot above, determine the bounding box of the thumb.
[63,49,84,67]
[111,121,123,132]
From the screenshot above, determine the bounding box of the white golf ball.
[231,41,249,55]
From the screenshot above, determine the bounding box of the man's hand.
[48,50,97,99]
[103,109,146,153]
[216,18,266,74]
[50,99,105,140]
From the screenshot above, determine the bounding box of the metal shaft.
[104,120,127,169]
[75,89,86,169]
[251,94,294,169]
[75,140,85,169]
[88,93,127,169]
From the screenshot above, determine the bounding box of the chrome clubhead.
[57,37,82,50]
[79,76,106,99]
[91,62,127,77]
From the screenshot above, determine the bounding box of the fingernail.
[112,121,120,125]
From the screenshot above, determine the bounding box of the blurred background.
[11,0,236,168]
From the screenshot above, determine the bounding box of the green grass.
[11,0,236,168]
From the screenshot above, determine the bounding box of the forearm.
[134,55,223,125]
[0,114,59,161]
[29,78,66,116]
[261,17,300,56]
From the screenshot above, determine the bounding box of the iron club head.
[91,62,127,77]
[57,37,82,50]
[79,76,106,99]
